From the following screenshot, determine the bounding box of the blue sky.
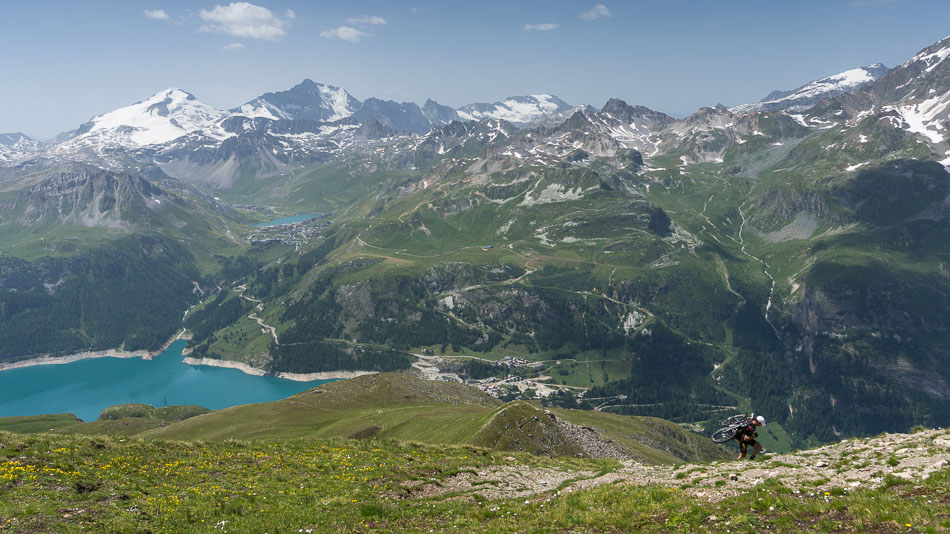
[2,0,948,138]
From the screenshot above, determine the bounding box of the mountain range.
[3,34,950,448]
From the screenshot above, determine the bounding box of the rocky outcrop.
[13,163,168,228]
[405,428,950,502]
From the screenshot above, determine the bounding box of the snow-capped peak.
[81,87,229,146]
[731,64,889,115]
[0,132,42,165]
[906,36,950,74]
[456,94,571,124]
[233,80,361,122]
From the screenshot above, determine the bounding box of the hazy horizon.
[2,0,948,138]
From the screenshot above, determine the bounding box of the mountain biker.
[736,414,766,460]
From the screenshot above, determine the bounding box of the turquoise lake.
[0,340,333,422]
[253,213,317,227]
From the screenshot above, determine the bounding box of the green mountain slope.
[0,165,250,360]
[140,374,726,463]
[0,374,726,464]
[175,109,950,446]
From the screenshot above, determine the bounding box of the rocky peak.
[355,117,398,140]
[16,164,168,228]
[234,80,361,122]
[421,98,461,126]
[598,99,674,126]
[351,98,431,134]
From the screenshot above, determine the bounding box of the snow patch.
[912,44,950,73]
[846,162,869,172]
[458,94,566,123]
[892,94,950,144]
[520,183,587,206]
[788,114,809,127]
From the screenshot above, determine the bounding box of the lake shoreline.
[181,356,377,382]
[0,329,371,383]
[0,330,341,422]
[0,330,187,373]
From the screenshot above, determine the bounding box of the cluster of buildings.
[497,356,544,369]
[248,219,329,246]
[471,375,559,398]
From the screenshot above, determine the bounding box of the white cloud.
[199,2,287,41]
[285,9,296,20]
[222,42,246,51]
[144,9,170,20]
[320,26,368,43]
[347,15,387,25]
[580,4,610,20]
[522,22,559,31]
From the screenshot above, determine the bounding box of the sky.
[2,0,949,139]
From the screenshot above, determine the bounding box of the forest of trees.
[270,341,411,374]
[183,291,253,342]
[0,236,197,360]
[584,322,730,422]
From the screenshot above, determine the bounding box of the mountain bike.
[710,414,751,443]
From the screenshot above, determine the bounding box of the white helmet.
[755,415,766,426]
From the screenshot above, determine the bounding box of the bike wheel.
[711,426,738,443]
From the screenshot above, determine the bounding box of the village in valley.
[247,215,331,247]
[410,351,601,404]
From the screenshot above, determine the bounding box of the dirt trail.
[398,428,950,503]
[235,284,279,345]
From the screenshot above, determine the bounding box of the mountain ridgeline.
[3,35,950,447]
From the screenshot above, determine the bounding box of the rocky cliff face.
[13,164,169,228]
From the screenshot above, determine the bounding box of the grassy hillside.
[0,414,82,434]
[1,427,947,533]
[141,374,728,464]
[0,374,727,465]
[143,374,502,444]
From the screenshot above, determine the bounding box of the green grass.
[0,375,727,467]
[0,414,83,434]
[96,404,209,421]
[755,422,795,454]
[1,431,947,533]
[0,405,212,438]
[551,409,726,464]
[133,375,728,465]
[140,375,499,443]
[204,316,274,365]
